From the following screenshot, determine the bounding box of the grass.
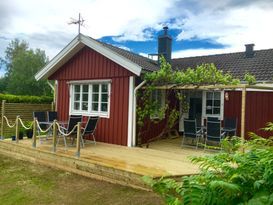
[0,154,163,205]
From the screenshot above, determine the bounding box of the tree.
[0,39,51,96]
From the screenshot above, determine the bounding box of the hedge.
[0,94,53,104]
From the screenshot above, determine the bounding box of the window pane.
[92,103,99,111]
[206,108,212,114]
[74,102,80,110]
[92,93,99,102]
[101,84,108,92]
[206,100,212,106]
[82,102,88,111]
[82,94,88,101]
[75,94,80,101]
[206,92,213,99]
[101,103,108,112]
[82,85,89,92]
[213,108,220,114]
[93,84,99,92]
[214,100,220,107]
[101,94,108,102]
[74,85,80,92]
[214,92,220,100]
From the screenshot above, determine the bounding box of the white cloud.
[175,4,273,56]
[1,0,273,61]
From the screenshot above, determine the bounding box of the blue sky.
[1,0,273,76]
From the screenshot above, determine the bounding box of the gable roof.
[172,49,273,82]
[35,34,159,80]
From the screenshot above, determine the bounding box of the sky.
[1,0,273,75]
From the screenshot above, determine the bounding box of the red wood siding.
[50,46,133,146]
[224,91,273,138]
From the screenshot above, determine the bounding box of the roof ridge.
[88,36,158,65]
[172,48,273,60]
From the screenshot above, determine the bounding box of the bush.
[144,128,273,205]
[0,93,53,104]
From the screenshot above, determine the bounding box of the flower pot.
[11,136,16,141]
[26,130,33,138]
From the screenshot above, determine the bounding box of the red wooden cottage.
[35,28,273,146]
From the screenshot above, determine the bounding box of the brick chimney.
[158,26,172,63]
[245,44,255,58]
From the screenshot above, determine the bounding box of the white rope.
[3,116,16,128]
[18,118,33,130]
[35,119,53,133]
[56,122,79,137]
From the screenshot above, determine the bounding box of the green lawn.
[0,154,163,205]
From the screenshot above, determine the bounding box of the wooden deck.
[0,136,211,190]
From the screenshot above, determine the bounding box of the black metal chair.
[223,117,237,136]
[182,119,202,149]
[58,115,82,148]
[33,111,49,142]
[81,116,99,146]
[33,111,47,130]
[205,120,225,149]
[48,111,58,122]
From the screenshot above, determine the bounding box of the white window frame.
[202,91,224,120]
[150,89,166,119]
[69,80,111,118]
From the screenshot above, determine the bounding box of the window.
[204,91,223,118]
[150,90,165,119]
[70,82,110,117]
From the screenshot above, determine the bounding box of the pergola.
[145,83,273,141]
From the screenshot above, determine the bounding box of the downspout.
[132,80,146,147]
[47,81,56,109]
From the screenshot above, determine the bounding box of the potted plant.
[19,127,24,140]
[25,121,33,139]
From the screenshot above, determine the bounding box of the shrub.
[144,128,273,205]
[0,93,53,104]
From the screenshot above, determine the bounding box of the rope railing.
[35,119,54,133]
[3,116,16,128]
[1,115,82,157]
[56,122,78,137]
[18,118,33,130]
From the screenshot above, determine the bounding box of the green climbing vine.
[136,57,240,144]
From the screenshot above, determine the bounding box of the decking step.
[0,140,150,190]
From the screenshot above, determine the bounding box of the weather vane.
[68,13,85,34]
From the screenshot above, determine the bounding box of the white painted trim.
[68,79,112,84]
[127,76,135,147]
[202,90,224,120]
[68,81,111,118]
[35,34,142,80]
[81,35,142,76]
[132,81,146,147]
[55,80,58,112]
[35,36,84,80]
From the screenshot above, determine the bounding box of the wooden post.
[15,115,19,143]
[32,117,37,148]
[52,120,57,152]
[1,100,6,139]
[240,87,246,143]
[75,122,81,158]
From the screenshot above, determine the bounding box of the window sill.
[70,111,110,118]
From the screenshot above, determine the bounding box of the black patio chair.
[58,115,82,148]
[81,116,99,146]
[205,120,226,149]
[223,117,237,136]
[48,111,58,123]
[33,111,47,130]
[33,111,49,142]
[182,119,202,149]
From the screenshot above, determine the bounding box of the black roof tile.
[172,49,273,82]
